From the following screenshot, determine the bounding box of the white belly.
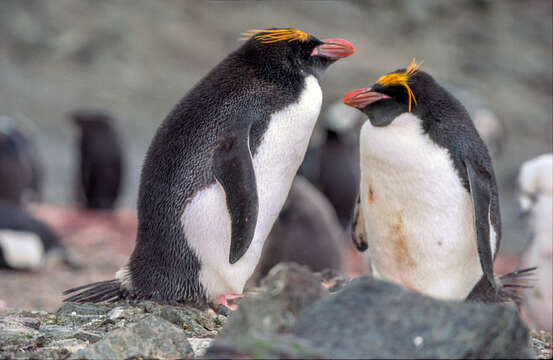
[359,113,496,300]
[181,75,322,299]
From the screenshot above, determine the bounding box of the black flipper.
[213,122,258,264]
[465,159,496,289]
[351,194,368,252]
[63,279,124,303]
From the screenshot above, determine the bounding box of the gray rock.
[70,315,193,360]
[71,330,102,344]
[39,324,76,342]
[0,315,44,352]
[232,263,325,333]
[188,337,213,358]
[141,301,221,337]
[207,263,326,357]
[56,302,111,326]
[207,333,323,359]
[294,277,534,359]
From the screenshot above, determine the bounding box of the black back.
[70,110,123,210]
[130,31,337,303]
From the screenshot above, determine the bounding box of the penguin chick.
[0,201,67,270]
[343,59,528,303]
[0,116,43,205]
[248,176,345,286]
[64,28,354,308]
[518,153,552,330]
[70,109,124,210]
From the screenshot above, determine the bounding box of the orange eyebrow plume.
[240,28,310,43]
[376,58,423,112]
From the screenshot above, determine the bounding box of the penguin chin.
[364,102,407,127]
[368,115,395,127]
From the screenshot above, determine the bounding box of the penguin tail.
[496,266,537,306]
[466,267,537,306]
[63,279,125,303]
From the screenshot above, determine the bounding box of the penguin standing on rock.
[64,28,354,308]
[343,60,530,302]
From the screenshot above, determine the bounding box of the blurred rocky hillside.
[0,0,551,253]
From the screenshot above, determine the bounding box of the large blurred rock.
[294,277,533,359]
[208,263,327,358]
[209,264,534,359]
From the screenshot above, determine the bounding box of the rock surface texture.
[1,264,550,359]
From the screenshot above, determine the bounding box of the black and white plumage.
[70,109,123,210]
[0,201,65,270]
[64,28,354,305]
[343,61,528,302]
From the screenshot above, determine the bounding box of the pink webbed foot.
[213,294,243,311]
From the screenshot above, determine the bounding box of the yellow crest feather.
[376,58,423,112]
[240,28,310,44]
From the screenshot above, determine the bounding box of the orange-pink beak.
[343,88,390,108]
[311,38,355,60]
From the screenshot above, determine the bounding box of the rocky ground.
[0,264,551,359]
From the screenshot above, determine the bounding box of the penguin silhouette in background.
[70,109,123,210]
[344,59,531,303]
[518,153,552,330]
[0,116,43,205]
[248,176,345,285]
[299,101,361,228]
[64,28,355,309]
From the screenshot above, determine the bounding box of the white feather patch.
[0,230,45,270]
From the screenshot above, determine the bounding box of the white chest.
[181,75,322,299]
[359,113,495,300]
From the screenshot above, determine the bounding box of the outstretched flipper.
[465,159,496,289]
[351,194,368,251]
[213,122,258,264]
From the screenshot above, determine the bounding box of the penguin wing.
[351,194,368,251]
[464,159,496,288]
[213,123,258,264]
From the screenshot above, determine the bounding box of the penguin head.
[68,109,115,135]
[343,59,444,127]
[241,28,354,79]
